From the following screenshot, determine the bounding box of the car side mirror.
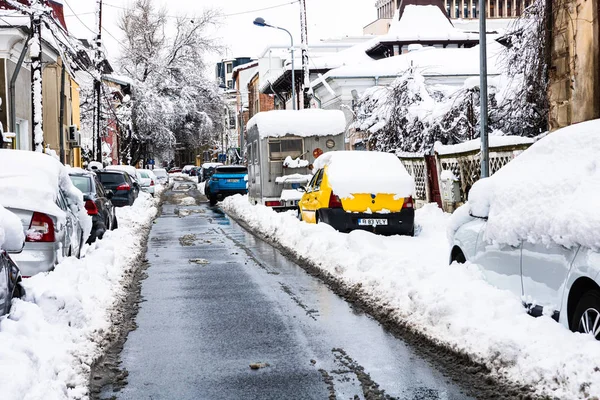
[297,186,307,193]
[106,190,114,199]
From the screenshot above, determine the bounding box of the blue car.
[205,166,248,205]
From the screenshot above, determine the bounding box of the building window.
[268,138,303,161]
[226,63,233,73]
[229,113,236,128]
[227,80,233,89]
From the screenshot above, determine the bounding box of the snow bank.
[0,205,24,252]
[466,121,600,249]
[314,151,414,198]
[0,192,159,400]
[223,195,600,399]
[0,150,92,240]
[247,109,346,138]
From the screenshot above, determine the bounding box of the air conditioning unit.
[68,125,81,148]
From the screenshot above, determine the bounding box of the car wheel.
[571,290,600,340]
[297,207,302,221]
[451,247,466,264]
[13,281,25,299]
[209,196,217,206]
[112,215,118,230]
[315,211,320,224]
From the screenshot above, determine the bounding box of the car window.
[70,175,91,193]
[98,173,125,184]
[306,172,319,192]
[216,167,247,174]
[138,171,149,179]
[56,190,68,211]
[314,169,324,191]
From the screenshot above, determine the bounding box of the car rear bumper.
[10,242,57,277]
[209,189,248,199]
[318,208,415,235]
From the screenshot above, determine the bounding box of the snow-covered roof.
[313,39,505,84]
[247,109,347,138]
[434,134,535,155]
[313,151,414,198]
[464,119,600,250]
[381,5,477,44]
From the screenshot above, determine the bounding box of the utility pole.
[95,0,103,162]
[299,0,310,107]
[31,2,44,152]
[479,0,489,178]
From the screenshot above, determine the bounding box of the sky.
[65,0,376,77]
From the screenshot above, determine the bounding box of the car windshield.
[70,175,92,193]
[97,173,125,184]
[216,167,247,174]
[139,171,150,179]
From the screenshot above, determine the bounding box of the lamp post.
[253,17,296,110]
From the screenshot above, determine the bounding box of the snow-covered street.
[223,195,600,400]
[0,191,160,400]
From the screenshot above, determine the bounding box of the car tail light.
[402,196,414,209]
[85,199,99,215]
[116,183,130,191]
[265,201,281,207]
[150,179,155,186]
[26,212,55,242]
[328,192,343,208]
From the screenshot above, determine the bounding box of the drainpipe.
[9,34,32,138]
[58,62,66,164]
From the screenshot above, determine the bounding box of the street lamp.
[253,17,296,110]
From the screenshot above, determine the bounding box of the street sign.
[148,159,155,165]
[218,154,226,162]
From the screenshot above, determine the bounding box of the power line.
[101,0,299,19]
[63,0,96,35]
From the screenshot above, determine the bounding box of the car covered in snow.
[0,205,25,315]
[136,169,156,196]
[182,165,195,175]
[449,120,600,339]
[152,168,169,185]
[199,162,223,183]
[0,150,91,277]
[298,151,415,236]
[205,166,248,206]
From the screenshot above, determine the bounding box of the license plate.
[358,218,388,226]
[227,179,239,183]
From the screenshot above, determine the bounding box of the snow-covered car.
[276,174,311,209]
[298,151,415,235]
[0,150,91,277]
[0,205,25,315]
[136,169,155,196]
[105,165,142,189]
[152,168,169,185]
[449,120,600,339]
[182,165,195,175]
[199,162,223,183]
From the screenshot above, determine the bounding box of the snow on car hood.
[313,151,414,198]
[0,150,92,240]
[465,120,600,249]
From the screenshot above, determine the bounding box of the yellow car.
[298,151,415,235]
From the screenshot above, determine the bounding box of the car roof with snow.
[313,151,414,198]
[247,109,347,138]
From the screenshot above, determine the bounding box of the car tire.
[571,290,600,340]
[209,196,217,206]
[112,215,118,230]
[297,207,302,221]
[451,248,467,264]
[315,211,320,224]
[13,281,25,299]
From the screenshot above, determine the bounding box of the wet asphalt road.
[106,178,474,400]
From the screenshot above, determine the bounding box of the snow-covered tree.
[117,0,224,164]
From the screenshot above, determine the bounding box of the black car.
[0,250,24,316]
[69,170,117,243]
[96,170,139,207]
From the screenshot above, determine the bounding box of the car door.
[520,242,579,314]
[300,172,320,223]
[472,224,524,298]
[94,178,111,227]
[55,192,72,257]
[309,169,325,213]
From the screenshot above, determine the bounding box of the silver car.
[450,128,600,340]
[0,150,88,277]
